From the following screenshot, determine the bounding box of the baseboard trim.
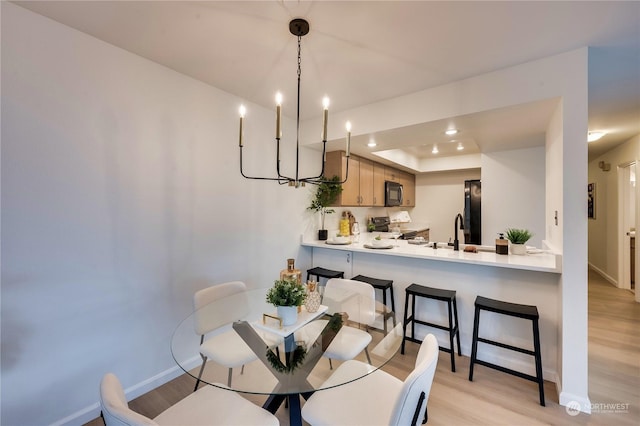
[51,356,201,426]
[588,263,617,286]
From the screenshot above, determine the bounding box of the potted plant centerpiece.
[266,278,307,326]
[505,228,533,255]
[308,176,343,241]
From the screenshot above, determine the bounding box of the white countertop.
[302,236,561,273]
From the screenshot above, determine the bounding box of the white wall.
[481,147,546,247]
[1,4,317,424]
[413,169,481,243]
[588,134,640,282]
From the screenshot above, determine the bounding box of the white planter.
[510,243,527,255]
[277,305,298,326]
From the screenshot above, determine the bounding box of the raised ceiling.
[13,0,640,168]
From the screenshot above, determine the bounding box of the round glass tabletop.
[171,287,402,396]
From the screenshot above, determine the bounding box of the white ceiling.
[13,0,640,170]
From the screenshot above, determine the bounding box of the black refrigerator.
[464,180,481,244]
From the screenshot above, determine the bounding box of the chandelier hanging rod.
[238,18,351,188]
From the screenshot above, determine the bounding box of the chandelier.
[238,18,351,188]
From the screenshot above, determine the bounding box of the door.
[618,162,636,291]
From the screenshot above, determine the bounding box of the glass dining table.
[171,287,403,426]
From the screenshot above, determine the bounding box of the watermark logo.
[566,400,631,416]
[565,401,581,416]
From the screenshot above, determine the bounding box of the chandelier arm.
[275,137,295,182]
[240,146,291,184]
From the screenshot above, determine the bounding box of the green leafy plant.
[265,279,307,307]
[307,176,343,230]
[505,228,533,244]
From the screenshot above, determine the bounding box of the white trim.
[50,359,201,426]
[588,263,617,286]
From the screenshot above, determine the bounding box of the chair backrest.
[388,334,439,426]
[325,278,376,326]
[193,281,248,335]
[100,373,158,426]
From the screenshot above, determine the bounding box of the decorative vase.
[277,305,298,326]
[280,258,302,284]
[318,229,328,241]
[305,281,321,313]
[510,243,527,255]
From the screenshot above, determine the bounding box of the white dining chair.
[302,278,376,369]
[100,373,279,426]
[193,281,258,390]
[301,333,439,426]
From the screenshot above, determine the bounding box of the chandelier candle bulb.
[275,92,282,139]
[322,97,329,141]
[346,121,352,156]
[238,105,246,147]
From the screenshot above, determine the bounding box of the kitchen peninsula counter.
[301,235,563,388]
[302,237,561,273]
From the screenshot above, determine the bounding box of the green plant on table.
[505,228,533,244]
[266,279,307,307]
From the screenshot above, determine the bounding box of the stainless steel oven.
[384,181,403,206]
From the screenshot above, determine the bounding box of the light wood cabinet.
[324,151,415,207]
[324,152,371,206]
[398,170,416,207]
[372,163,385,206]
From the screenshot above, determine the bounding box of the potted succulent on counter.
[308,176,343,241]
[505,228,533,255]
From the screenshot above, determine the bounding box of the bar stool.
[306,267,344,284]
[468,296,545,406]
[351,274,397,334]
[401,283,461,372]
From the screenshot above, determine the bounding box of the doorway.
[617,161,637,295]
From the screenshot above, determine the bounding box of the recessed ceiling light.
[445,129,458,136]
[457,142,464,151]
[588,131,606,142]
[432,145,439,154]
[368,139,377,147]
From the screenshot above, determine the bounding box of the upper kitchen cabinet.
[325,151,366,206]
[324,151,415,207]
[399,170,416,207]
[372,162,385,206]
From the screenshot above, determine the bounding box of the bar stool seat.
[401,283,461,372]
[351,274,396,334]
[306,267,344,283]
[468,295,545,406]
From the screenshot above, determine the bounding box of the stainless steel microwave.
[385,181,403,206]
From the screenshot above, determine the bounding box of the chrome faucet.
[453,213,465,251]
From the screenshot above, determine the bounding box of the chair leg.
[401,293,411,354]
[241,364,245,375]
[227,368,233,387]
[447,299,456,372]
[453,298,462,356]
[533,318,545,406]
[194,355,207,392]
[468,305,481,381]
[365,347,372,364]
[423,404,428,424]
[328,358,333,370]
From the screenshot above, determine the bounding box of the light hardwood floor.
[87,269,639,425]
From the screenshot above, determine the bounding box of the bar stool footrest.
[477,337,535,356]
[473,359,540,383]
